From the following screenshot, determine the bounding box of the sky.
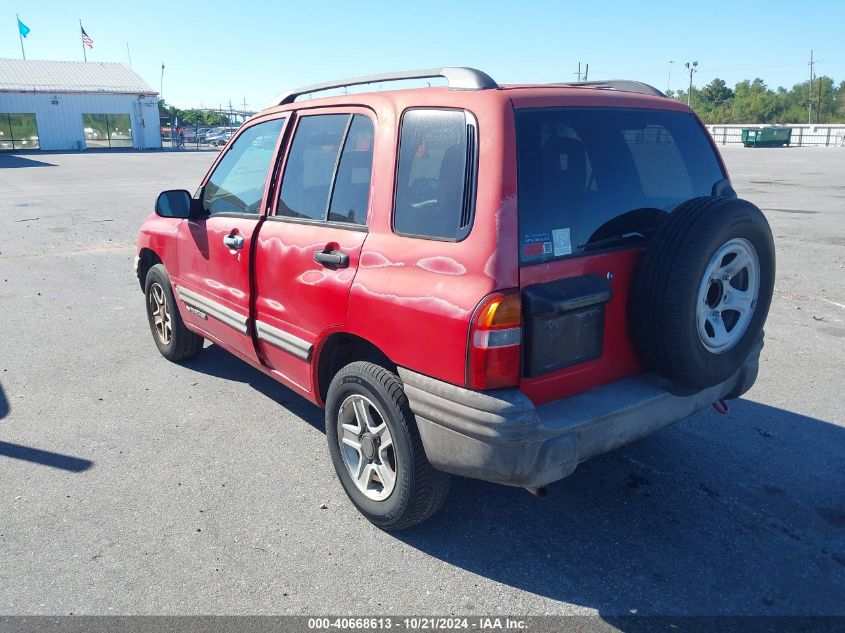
[6,0,845,112]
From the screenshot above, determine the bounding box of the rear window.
[515,107,725,263]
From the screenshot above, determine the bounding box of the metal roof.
[0,58,156,95]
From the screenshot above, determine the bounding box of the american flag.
[81,25,93,49]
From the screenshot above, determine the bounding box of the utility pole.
[583,63,589,81]
[126,42,132,66]
[685,61,698,106]
[667,60,675,94]
[160,63,165,101]
[575,62,582,82]
[808,50,815,124]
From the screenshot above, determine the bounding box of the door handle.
[223,233,244,250]
[314,249,349,268]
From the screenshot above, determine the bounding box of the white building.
[0,58,161,151]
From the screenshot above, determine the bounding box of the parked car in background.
[196,128,213,143]
[206,129,233,146]
[136,67,775,530]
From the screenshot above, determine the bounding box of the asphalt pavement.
[0,147,843,617]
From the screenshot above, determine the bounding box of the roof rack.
[274,67,498,105]
[564,80,666,98]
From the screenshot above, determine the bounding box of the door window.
[201,118,285,215]
[278,114,374,225]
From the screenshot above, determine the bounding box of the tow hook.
[713,399,729,414]
[525,486,548,500]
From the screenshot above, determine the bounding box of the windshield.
[515,107,725,263]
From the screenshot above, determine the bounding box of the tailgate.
[513,105,726,405]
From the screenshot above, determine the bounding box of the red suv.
[136,68,774,529]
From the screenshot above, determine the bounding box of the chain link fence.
[160,124,243,150]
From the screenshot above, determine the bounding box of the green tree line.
[669,76,845,124]
[157,98,230,127]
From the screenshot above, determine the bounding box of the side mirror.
[155,189,196,218]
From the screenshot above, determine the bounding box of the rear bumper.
[399,336,762,487]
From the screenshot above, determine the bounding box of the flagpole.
[80,20,87,62]
[17,14,26,60]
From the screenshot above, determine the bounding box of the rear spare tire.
[630,196,774,388]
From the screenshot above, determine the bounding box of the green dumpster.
[741,127,792,147]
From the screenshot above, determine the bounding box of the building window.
[0,113,40,150]
[83,114,133,148]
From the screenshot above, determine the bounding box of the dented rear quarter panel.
[344,90,519,388]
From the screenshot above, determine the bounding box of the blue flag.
[18,17,30,38]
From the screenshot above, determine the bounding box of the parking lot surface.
[1,148,843,616]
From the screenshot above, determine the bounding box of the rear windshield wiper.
[577,231,647,252]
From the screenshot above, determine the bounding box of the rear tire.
[144,264,204,362]
[325,362,450,530]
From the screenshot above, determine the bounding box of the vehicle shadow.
[176,347,845,615]
[183,343,324,431]
[0,154,57,169]
[394,399,845,616]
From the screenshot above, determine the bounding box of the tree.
[670,74,844,124]
[157,99,228,127]
[700,78,733,106]
[837,81,845,119]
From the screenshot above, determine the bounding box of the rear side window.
[515,107,725,263]
[393,109,477,241]
[278,114,374,225]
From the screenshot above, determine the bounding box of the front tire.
[325,362,450,530]
[144,264,204,362]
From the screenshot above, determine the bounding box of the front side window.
[201,118,285,215]
[515,107,725,263]
[83,114,132,148]
[278,114,374,225]
[0,113,39,150]
[393,109,476,241]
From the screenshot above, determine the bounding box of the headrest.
[540,136,587,191]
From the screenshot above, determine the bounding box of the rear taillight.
[467,290,522,390]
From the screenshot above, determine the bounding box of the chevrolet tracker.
[136,67,775,529]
